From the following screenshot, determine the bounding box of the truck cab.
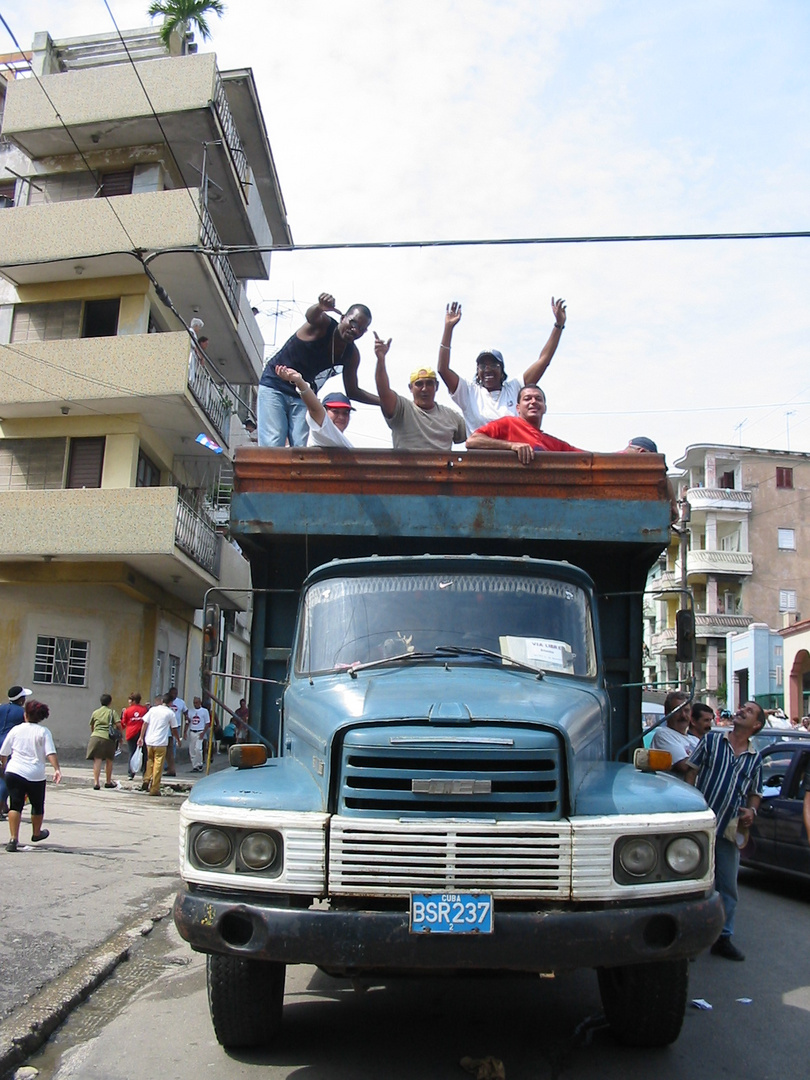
[174,448,723,1049]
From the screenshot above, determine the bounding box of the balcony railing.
[684,550,753,576]
[214,71,248,187]
[199,200,239,316]
[687,487,752,513]
[188,353,231,445]
[175,496,221,577]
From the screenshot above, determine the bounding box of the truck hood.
[283,665,605,759]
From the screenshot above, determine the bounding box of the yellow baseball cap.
[409,367,438,384]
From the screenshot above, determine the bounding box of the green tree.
[148,0,225,52]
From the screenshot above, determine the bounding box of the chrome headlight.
[193,827,232,868]
[239,831,280,871]
[618,838,658,877]
[665,836,702,876]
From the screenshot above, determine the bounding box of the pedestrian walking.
[0,685,31,818]
[120,692,149,779]
[86,693,121,790]
[185,696,211,772]
[1,699,61,851]
[138,694,180,796]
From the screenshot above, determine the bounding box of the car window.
[759,750,795,797]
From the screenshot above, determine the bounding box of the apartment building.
[0,28,291,750]
[645,443,808,708]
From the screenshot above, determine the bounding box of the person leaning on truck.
[437,297,567,435]
[684,700,765,962]
[373,334,467,451]
[650,690,695,776]
[465,384,582,463]
[257,293,379,447]
[274,365,356,448]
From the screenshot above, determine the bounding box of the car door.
[744,747,795,870]
[774,750,810,879]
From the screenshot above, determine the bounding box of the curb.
[0,897,175,1079]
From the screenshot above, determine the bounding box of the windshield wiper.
[346,651,447,678]
[433,645,545,679]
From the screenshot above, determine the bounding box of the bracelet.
[554,323,565,330]
[439,344,451,350]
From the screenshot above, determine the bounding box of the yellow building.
[0,28,290,751]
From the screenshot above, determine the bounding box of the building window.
[155,651,165,695]
[98,170,133,197]
[779,589,798,612]
[82,299,120,338]
[718,470,735,489]
[136,449,161,488]
[777,528,796,551]
[231,652,245,694]
[0,178,16,207]
[11,301,82,342]
[34,635,89,686]
[0,438,67,490]
[66,437,105,489]
[776,467,793,490]
[169,654,180,689]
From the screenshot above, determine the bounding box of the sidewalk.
[0,748,233,1076]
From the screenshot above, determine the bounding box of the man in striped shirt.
[685,701,765,961]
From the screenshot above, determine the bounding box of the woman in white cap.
[0,685,31,819]
[437,297,567,435]
[1,698,61,851]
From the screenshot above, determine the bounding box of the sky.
[2,0,809,463]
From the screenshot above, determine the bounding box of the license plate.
[410,893,493,934]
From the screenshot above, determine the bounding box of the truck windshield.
[296,572,597,678]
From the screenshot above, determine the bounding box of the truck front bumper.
[174,888,724,972]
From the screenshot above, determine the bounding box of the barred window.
[34,636,89,686]
[231,652,245,694]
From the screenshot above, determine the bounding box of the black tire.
[597,958,688,1047]
[206,954,286,1048]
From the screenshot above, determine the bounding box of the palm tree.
[147,0,226,53]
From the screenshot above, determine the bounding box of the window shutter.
[66,437,105,489]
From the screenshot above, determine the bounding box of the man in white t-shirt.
[165,687,187,775]
[651,690,695,776]
[437,298,567,436]
[138,694,180,796]
[275,365,355,447]
[185,696,211,772]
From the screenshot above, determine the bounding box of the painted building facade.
[0,29,290,751]
[645,443,808,707]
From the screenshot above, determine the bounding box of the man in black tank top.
[257,293,378,446]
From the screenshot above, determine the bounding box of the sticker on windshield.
[499,636,575,673]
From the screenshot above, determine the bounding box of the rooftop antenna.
[733,418,747,446]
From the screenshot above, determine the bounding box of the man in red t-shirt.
[121,692,149,779]
[466,384,582,463]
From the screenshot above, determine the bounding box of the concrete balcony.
[647,570,678,594]
[686,487,752,513]
[1,52,290,276]
[0,190,264,382]
[0,486,249,607]
[650,614,753,656]
[683,550,753,577]
[0,333,230,449]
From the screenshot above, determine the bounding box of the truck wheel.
[597,959,688,1047]
[206,954,286,1048]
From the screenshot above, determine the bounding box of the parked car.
[739,739,810,882]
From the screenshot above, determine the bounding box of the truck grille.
[337,726,562,819]
[329,817,571,896]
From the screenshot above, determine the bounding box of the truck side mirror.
[203,602,221,657]
[675,609,695,663]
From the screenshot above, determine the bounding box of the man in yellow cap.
[373,333,466,451]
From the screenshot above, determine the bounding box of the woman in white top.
[0,698,61,852]
[437,298,567,436]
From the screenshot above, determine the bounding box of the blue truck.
[174,447,723,1049]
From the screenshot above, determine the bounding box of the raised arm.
[275,365,327,427]
[522,297,567,384]
[466,431,536,465]
[437,302,462,394]
[305,292,340,332]
[373,333,398,419]
[342,347,381,406]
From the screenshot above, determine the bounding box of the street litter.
[690,999,713,1010]
[736,998,753,1004]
